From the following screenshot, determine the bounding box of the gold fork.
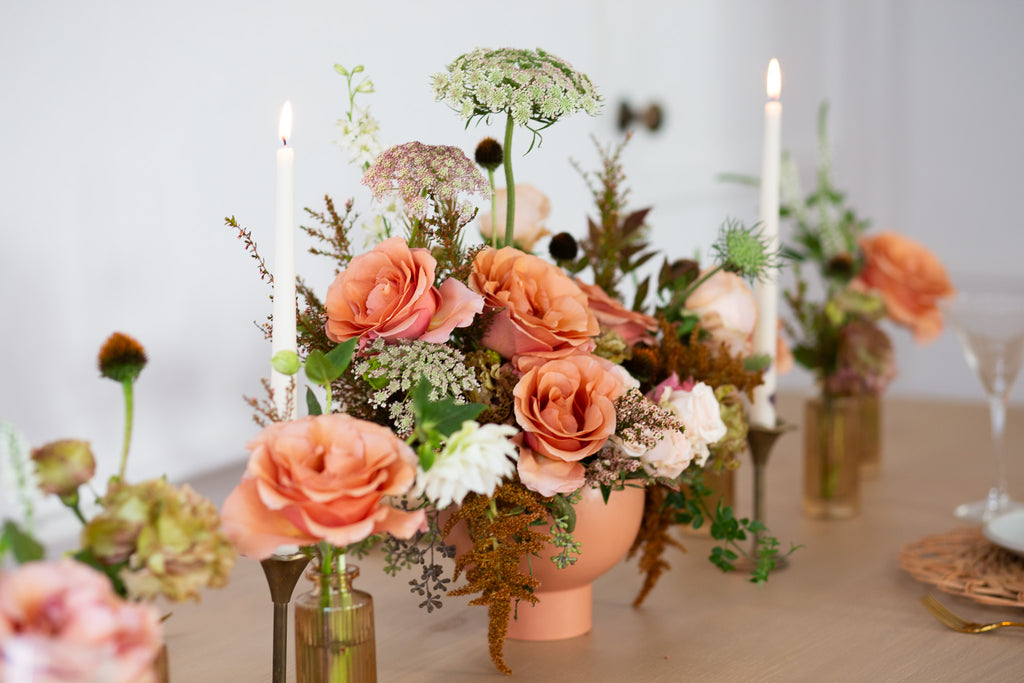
[920,594,1024,633]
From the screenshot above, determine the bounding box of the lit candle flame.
[278,100,293,146]
[766,59,781,100]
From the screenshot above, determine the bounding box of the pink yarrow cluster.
[362,141,490,222]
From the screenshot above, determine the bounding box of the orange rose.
[576,280,659,346]
[324,237,483,345]
[221,414,425,559]
[513,354,632,495]
[478,184,551,251]
[685,270,757,356]
[856,231,954,343]
[469,247,599,361]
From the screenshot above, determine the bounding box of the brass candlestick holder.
[261,551,312,683]
[736,420,795,571]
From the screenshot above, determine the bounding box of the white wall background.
[3,0,1023,498]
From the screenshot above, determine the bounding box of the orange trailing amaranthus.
[443,482,550,675]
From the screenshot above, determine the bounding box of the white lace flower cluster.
[413,422,519,509]
[432,47,601,127]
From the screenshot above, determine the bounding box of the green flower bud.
[31,439,96,497]
[271,350,301,375]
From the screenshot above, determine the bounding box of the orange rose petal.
[517,448,585,497]
[221,480,317,559]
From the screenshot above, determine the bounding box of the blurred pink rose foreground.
[0,559,163,683]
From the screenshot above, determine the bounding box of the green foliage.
[665,470,799,584]
[410,377,486,471]
[0,520,45,564]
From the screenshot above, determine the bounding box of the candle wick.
[282,137,288,147]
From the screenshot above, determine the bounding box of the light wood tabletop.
[165,394,1024,682]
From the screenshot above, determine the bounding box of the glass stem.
[988,393,1009,511]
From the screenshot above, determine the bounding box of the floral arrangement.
[766,103,953,397]
[0,333,236,678]
[224,48,793,675]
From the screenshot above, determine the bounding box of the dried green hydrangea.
[432,47,601,128]
[355,338,481,436]
[83,477,236,602]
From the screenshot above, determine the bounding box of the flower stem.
[502,113,515,247]
[117,379,134,480]
[487,168,498,248]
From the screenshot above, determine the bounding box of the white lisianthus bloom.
[413,422,518,509]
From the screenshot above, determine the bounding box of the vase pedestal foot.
[506,584,592,641]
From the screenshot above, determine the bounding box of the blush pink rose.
[513,354,632,498]
[685,270,757,356]
[0,559,162,683]
[479,184,552,251]
[646,375,727,474]
[324,237,483,345]
[221,414,425,559]
[855,231,954,343]
[469,247,599,361]
[576,280,659,346]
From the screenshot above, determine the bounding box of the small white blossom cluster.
[432,47,601,127]
[362,141,490,223]
[413,422,518,509]
[337,104,383,169]
[354,338,481,436]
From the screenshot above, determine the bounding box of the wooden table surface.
[166,394,1024,682]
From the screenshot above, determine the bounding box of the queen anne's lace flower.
[362,141,490,223]
[433,47,601,127]
[413,422,518,509]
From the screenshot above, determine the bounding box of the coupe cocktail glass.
[941,289,1024,522]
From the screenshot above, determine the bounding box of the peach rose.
[221,414,425,559]
[0,559,162,683]
[576,280,659,346]
[324,237,483,345]
[513,354,632,498]
[685,270,757,356]
[855,231,954,343]
[469,247,599,361]
[478,184,551,251]
[516,443,585,497]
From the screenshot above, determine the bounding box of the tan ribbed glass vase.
[803,396,862,519]
[294,564,376,683]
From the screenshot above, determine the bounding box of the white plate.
[983,509,1024,558]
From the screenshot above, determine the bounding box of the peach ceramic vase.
[448,485,645,641]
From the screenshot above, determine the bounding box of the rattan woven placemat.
[898,526,1024,608]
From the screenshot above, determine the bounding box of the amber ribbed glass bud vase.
[294,563,376,683]
[803,396,862,519]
